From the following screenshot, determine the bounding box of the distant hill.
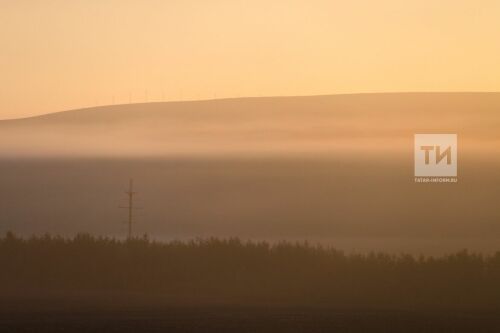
[0,92,499,157]
[1,93,500,248]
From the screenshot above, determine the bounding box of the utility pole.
[119,179,139,239]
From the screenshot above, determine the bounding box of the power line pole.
[120,179,139,239]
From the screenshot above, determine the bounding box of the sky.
[1,0,499,119]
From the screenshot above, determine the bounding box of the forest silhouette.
[2,231,499,309]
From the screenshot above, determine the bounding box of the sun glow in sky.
[1,0,500,118]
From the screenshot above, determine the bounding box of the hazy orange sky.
[1,0,499,119]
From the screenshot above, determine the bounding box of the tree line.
[1,231,499,308]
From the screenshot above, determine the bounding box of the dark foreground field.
[2,298,500,333]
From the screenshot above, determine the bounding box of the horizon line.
[2,90,500,122]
